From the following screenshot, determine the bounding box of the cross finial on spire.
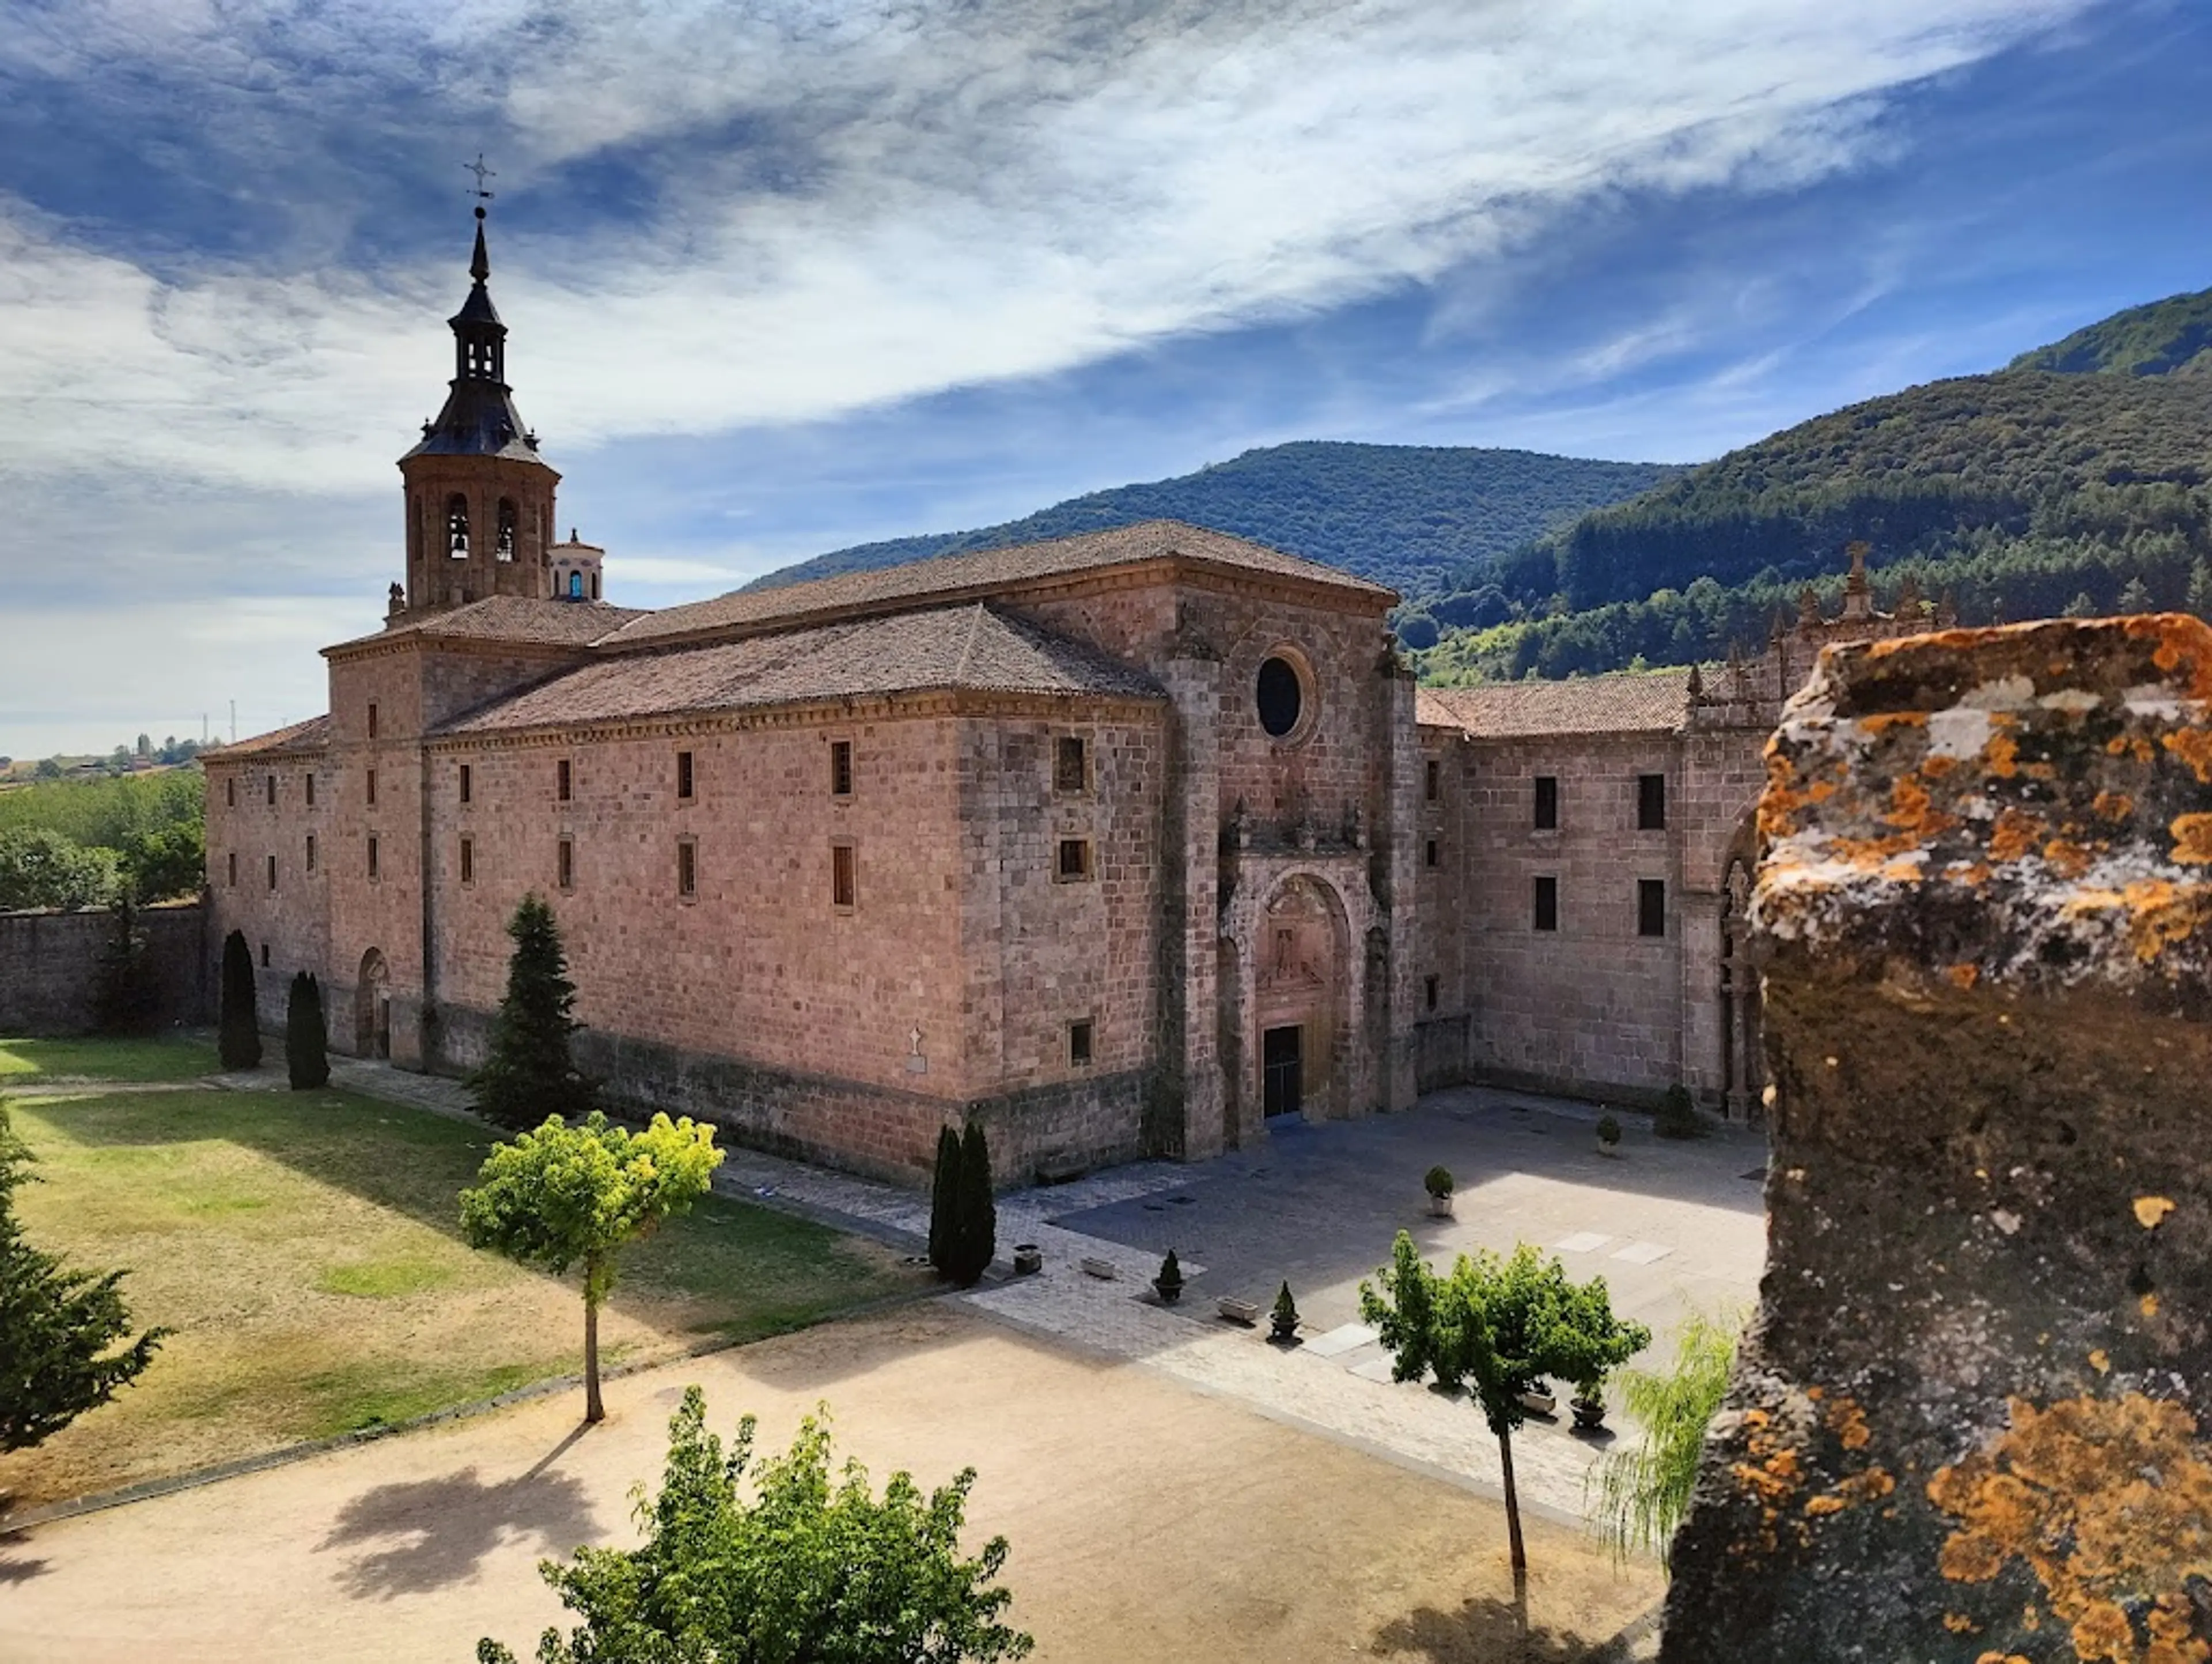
[465,154,497,201]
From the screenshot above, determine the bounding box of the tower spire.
[470,207,490,283]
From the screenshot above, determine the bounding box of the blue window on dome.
[569,572,583,599]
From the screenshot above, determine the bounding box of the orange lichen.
[1805,1494,1846,1517]
[1859,710,1929,736]
[2095,791,2135,822]
[2089,1349,2111,1375]
[2163,728,2212,785]
[1945,1612,1980,1633]
[1948,963,1981,989]
[1827,1397,1873,1451]
[2171,814,2212,865]
[1930,1394,2212,1664]
[1986,731,2021,778]
[2127,612,2212,701]
[2111,732,2157,765]
[1923,754,1960,780]
[2044,839,2094,880]
[1885,773,1957,840]
[2143,1294,2162,1318]
[2121,880,2205,963]
[1988,808,2043,865]
[2135,1196,2177,1229]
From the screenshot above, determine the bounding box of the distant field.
[0,1073,922,1510]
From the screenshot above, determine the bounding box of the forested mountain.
[1411,286,2212,684]
[749,441,1675,599]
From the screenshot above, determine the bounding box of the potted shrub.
[1570,1377,1609,1432]
[1270,1281,1301,1343]
[1596,1112,1622,1155]
[1655,1084,1703,1140]
[1424,1165,1455,1217]
[1153,1248,1185,1304]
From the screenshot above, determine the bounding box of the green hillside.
[1411,288,2212,684]
[749,441,1676,600]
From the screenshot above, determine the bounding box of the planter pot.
[1571,1396,1608,1432]
[1012,1245,1043,1276]
[1518,1387,1558,1417]
[1597,1137,1620,1156]
[1427,1194,1455,1218]
[1217,1296,1260,1326]
[1271,1318,1301,1344]
[1153,1279,1184,1304]
[1080,1257,1118,1281]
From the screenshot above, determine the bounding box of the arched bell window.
[496,500,518,562]
[446,494,471,558]
[568,572,584,599]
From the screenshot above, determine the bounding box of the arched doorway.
[1719,857,1764,1121]
[355,948,391,1060]
[1252,876,1347,1121]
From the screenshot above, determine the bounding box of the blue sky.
[1,0,2206,755]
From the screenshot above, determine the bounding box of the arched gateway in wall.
[355,948,391,1061]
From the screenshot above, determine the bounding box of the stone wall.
[0,903,206,1035]
[1662,616,2212,1662]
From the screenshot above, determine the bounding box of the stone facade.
[0,904,207,1035]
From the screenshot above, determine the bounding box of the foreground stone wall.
[0,904,207,1035]
[1662,616,2212,1662]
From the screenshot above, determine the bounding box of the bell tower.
[395,205,560,613]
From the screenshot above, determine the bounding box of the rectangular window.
[1056,838,1093,882]
[1533,875,1559,932]
[557,758,572,802]
[1638,773,1667,831]
[830,739,853,798]
[676,838,696,898]
[366,768,377,808]
[1069,1019,1094,1067]
[1425,973,1440,1012]
[226,777,236,808]
[305,773,315,808]
[266,774,276,806]
[557,837,574,892]
[831,841,857,909]
[1533,776,1559,830]
[227,851,237,887]
[306,833,317,873]
[266,853,277,891]
[1425,837,1440,869]
[459,763,472,804]
[676,750,694,802]
[368,835,380,880]
[1638,878,1666,938]
[460,837,475,886]
[1055,735,1088,794]
[1425,759,1440,801]
[367,702,378,740]
[260,943,270,969]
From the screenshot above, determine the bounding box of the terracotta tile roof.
[205,714,333,758]
[1416,668,1696,739]
[606,519,1393,649]
[438,604,1165,735]
[327,597,647,654]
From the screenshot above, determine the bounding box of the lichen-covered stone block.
[1662,617,2212,1663]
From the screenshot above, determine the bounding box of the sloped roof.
[438,604,1165,736]
[206,714,332,758]
[1417,669,1696,739]
[606,519,1394,649]
[327,597,648,655]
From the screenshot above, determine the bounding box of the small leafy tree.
[0,1105,167,1451]
[94,893,160,1035]
[1591,1311,1740,1572]
[948,1122,997,1287]
[471,894,597,1130]
[928,1124,960,1279]
[286,971,330,1090]
[461,1111,723,1423]
[1654,1084,1702,1140]
[217,927,260,1069]
[1361,1232,1650,1572]
[477,1387,1032,1664]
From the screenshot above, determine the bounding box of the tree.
[477,1387,1032,1664]
[217,928,261,1070]
[0,826,118,912]
[928,1125,960,1279]
[0,1105,166,1451]
[2117,575,2154,615]
[286,971,329,1090]
[94,894,160,1035]
[2062,589,2099,618]
[470,894,598,1130]
[2188,559,2212,621]
[461,1111,723,1423]
[1361,1233,1650,1573]
[947,1122,997,1288]
[120,822,205,903]
[1590,1310,1740,1573]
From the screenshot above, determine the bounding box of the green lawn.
[0,1076,923,1508]
[0,1033,219,1083]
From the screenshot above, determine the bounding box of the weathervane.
[465,154,497,202]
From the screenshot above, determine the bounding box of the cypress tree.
[217,928,260,1070]
[286,971,330,1090]
[949,1122,997,1287]
[470,894,597,1130]
[927,1125,960,1279]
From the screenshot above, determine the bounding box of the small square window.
[1425,837,1440,869]
[260,943,270,968]
[227,851,237,887]
[1056,838,1093,881]
[1533,874,1559,932]
[366,768,378,808]
[266,853,277,891]
[226,777,236,808]
[830,740,853,798]
[460,837,475,886]
[1425,759,1440,801]
[1534,776,1559,831]
[368,835,380,880]
[305,833,317,873]
[266,774,276,806]
[367,702,379,740]
[459,763,472,804]
[831,841,857,909]
[305,773,315,808]
[1424,974,1440,1012]
[557,837,574,892]
[676,750,694,802]
[676,838,696,898]
[1638,773,1667,831]
[1069,1019,1094,1067]
[1638,878,1666,938]
[557,758,573,802]
[1055,735,1088,794]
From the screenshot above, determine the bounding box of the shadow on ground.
[315,1427,600,1599]
[1372,1591,1651,1663]
[0,1530,47,1584]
